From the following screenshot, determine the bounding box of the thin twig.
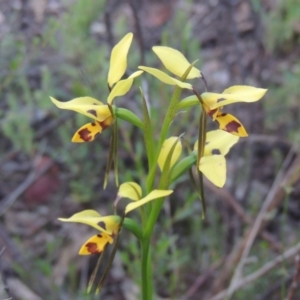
[286,255,300,300]
[0,247,13,300]
[126,0,145,65]
[205,179,282,252]
[224,146,297,298]
[207,242,300,300]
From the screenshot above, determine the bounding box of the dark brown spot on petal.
[98,221,106,230]
[91,122,96,126]
[85,242,100,254]
[220,113,227,117]
[87,109,97,117]
[208,108,218,117]
[217,98,226,103]
[225,121,241,133]
[212,149,221,155]
[97,234,102,238]
[78,128,92,141]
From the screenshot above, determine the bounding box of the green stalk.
[141,238,152,300]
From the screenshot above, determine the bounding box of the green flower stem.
[141,238,152,300]
[146,85,182,193]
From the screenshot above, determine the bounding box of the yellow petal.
[79,233,114,255]
[199,155,226,188]
[50,97,111,122]
[107,71,143,104]
[152,46,201,79]
[138,66,192,89]
[125,190,173,214]
[58,210,121,234]
[215,113,248,137]
[118,182,142,201]
[194,130,239,156]
[201,86,267,109]
[107,33,133,87]
[158,137,182,171]
[71,121,102,143]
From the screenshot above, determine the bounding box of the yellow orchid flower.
[194,130,239,188]
[59,210,121,255]
[157,137,182,171]
[50,33,142,142]
[201,86,267,137]
[139,46,201,89]
[59,188,173,255]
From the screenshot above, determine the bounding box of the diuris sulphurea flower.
[200,86,267,137]
[50,33,142,142]
[59,186,172,255]
[194,129,239,187]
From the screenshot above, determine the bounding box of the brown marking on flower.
[100,115,114,130]
[217,98,226,103]
[225,121,241,133]
[78,128,92,141]
[208,108,218,117]
[91,122,96,126]
[97,234,102,238]
[85,242,100,254]
[212,149,221,155]
[98,221,106,230]
[219,113,227,117]
[87,109,97,117]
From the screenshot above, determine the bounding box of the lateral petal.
[201,86,267,109]
[118,182,142,201]
[79,233,114,255]
[125,190,173,214]
[107,71,143,104]
[107,32,133,88]
[215,113,248,137]
[50,97,111,121]
[59,210,121,234]
[138,66,192,89]
[72,122,103,143]
[152,46,201,79]
[199,155,226,188]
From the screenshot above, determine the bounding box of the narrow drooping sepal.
[79,233,114,255]
[152,46,201,79]
[107,33,133,88]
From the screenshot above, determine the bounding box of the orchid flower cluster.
[51,33,267,298]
